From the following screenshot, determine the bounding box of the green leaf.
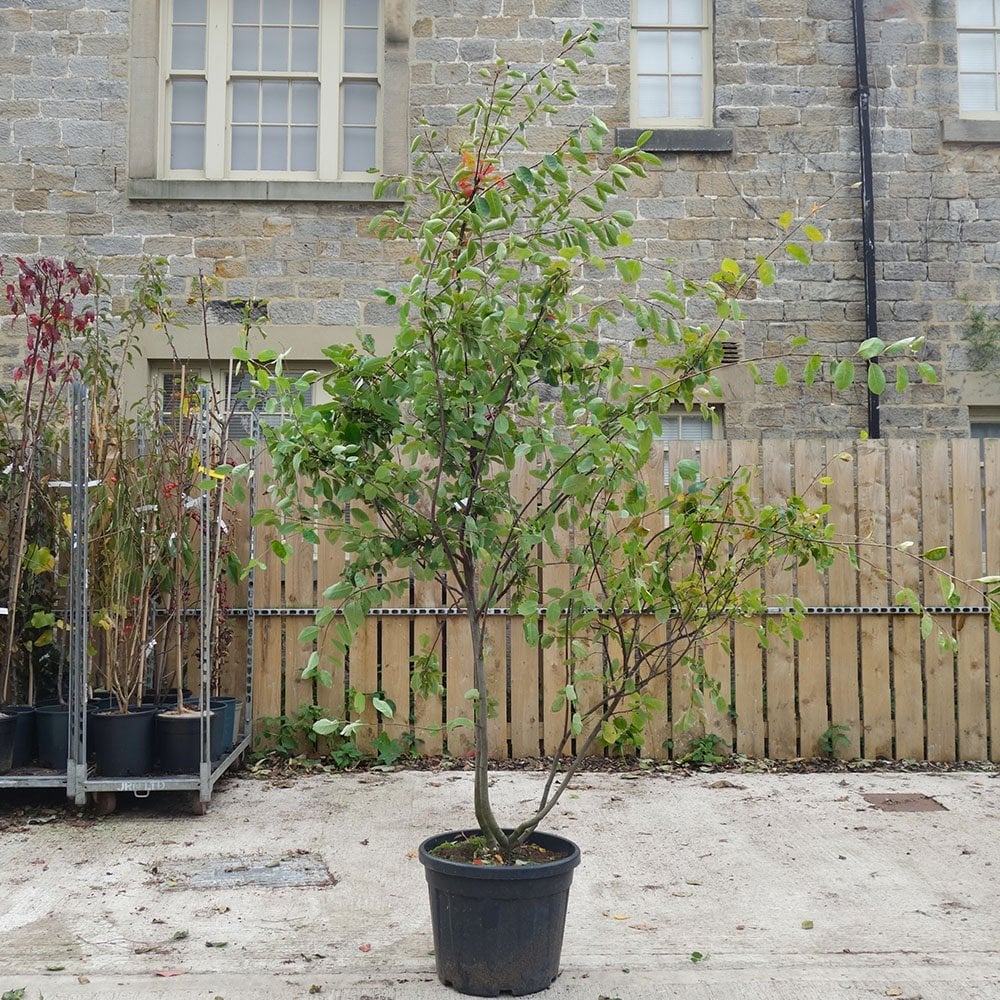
[833,359,855,390]
[785,243,810,265]
[616,259,642,283]
[920,614,934,640]
[923,546,948,561]
[611,210,635,226]
[867,362,886,395]
[777,210,794,230]
[372,696,394,719]
[857,337,886,360]
[774,362,789,387]
[917,362,938,384]
[895,365,909,392]
[802,224,824,243]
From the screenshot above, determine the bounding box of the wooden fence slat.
[985,440,1000,763]
[952,440,988,760]
[507,461,540,758]
[922,438,958,761]
[730,440,765,757]
[541,481,573,757]
[763,439,797,759]
[412,570,445,756]
[444,617,475,758]
[253,618,283,734]
[641,445,670,759]
[857,440,892,759]
[794,439,830,756]
[826,441,862,759]
[888,440,925,761]
[698,440,734,750]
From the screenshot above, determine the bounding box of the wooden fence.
[222,439,1000,763]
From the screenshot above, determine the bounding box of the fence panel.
[242,439,1000,763]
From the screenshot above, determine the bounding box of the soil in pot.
[419,829,580,997]
[89,705,158,777]
[0,713,15,773]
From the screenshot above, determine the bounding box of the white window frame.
[630,0,714,129]
[157,0,383,182]
[957,0,1000,120]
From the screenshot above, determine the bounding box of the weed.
[679,733,729,766]
[818,723,851,758]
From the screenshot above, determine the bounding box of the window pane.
[291,80,319,123]
[261,125,287,169]
[637,75,669,118]
[172,24,205,71]
[343,126,376,171]
[231,124,258,169]
[233,0,259,24]
[958,0,996,27]
[344,27,378,73]
[669,0,703,25]
[636,0,668,24]
[671,75,702,116]
[174,0,206,23]
[678,415,713,441]
[232,26,259,70]
[637,31,668,73]
[291,126,317,170]
[343,81,377,124]
[291,26,318,71]
[960,72,999,111]
[959,32,997,71]
[170,123,205,169]
[232,80,258,123]
[171,78,206,122]
[670,30,702,72]
[263,0,290,23]
[262,81,288,122]
[262,26,289,70]
[293,0,320,24]
[971,422,1000,438]
[346,0,379,27]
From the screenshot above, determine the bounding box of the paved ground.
[1,768,999,999]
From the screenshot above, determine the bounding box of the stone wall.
[1,0,998,436]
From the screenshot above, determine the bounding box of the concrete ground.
[0,767,998,1000]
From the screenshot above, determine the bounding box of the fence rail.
[230,439,1000,763]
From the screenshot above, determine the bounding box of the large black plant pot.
[35,703,69,770]
[6,705,36,767]
[418,830,580,997]
[0,712,15,772]
[89,706,158,777]
[155,709,219,773]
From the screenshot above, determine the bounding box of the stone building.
[1,0,998,438]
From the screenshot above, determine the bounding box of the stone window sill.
[615,128,733,153]
[942,118,1000,144]
[128,178,401,203]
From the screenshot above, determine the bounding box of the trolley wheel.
[190,794,209,816]
[90,791,117,816]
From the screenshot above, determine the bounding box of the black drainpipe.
[851,0,881,439]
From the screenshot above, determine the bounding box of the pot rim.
[418,828,580,880]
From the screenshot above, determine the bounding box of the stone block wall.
[0,0,997,437]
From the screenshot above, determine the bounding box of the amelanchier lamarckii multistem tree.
[250,25,1000,859]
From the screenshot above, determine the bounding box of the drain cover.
[862,793,946,812]
[170,852,335,889]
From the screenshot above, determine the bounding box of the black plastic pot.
[35,703,69,770]
[155,709,219,773]
[0,712,15,773]
[6,705,36,767]
[183,698,227,760]
[418,830,580,997]
[89,705,158,777]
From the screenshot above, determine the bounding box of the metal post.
[199,385,212,802]
[68,379,89,804]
